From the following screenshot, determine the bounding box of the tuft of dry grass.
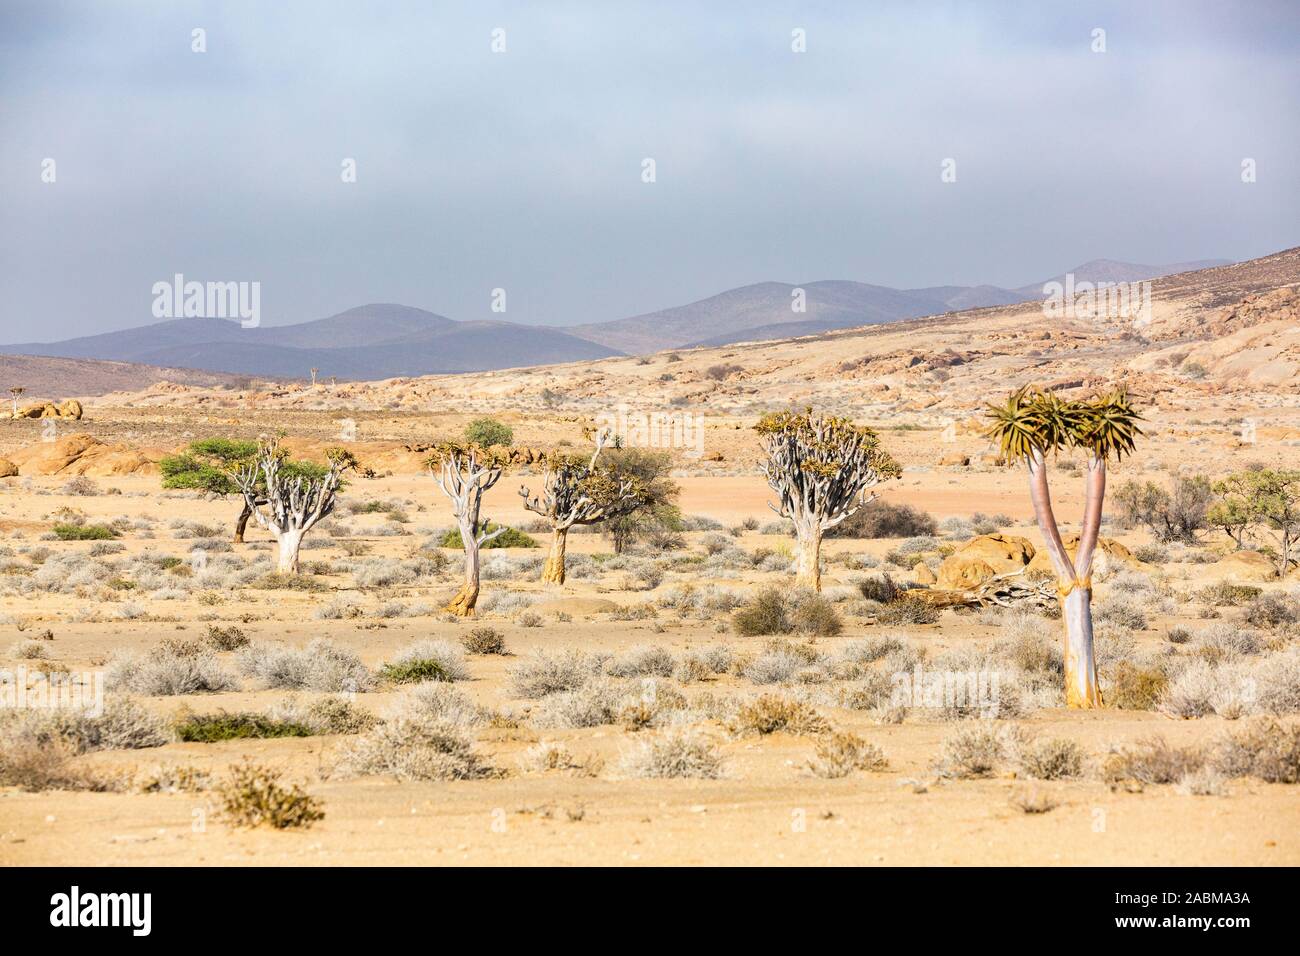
[619,728,724,779]
[216,760,324,829]
[808,731,888,778]
[731,694,830,737]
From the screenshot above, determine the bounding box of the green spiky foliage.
[985,386,1141,462]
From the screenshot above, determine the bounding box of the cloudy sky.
[2,0,1297,341]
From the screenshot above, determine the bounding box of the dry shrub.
[1017,736,1086,780]
[732,587,793,636]
[0,737,122,792]
[135,763,212,793]
[462,627,506,655]
[808,732,888,778]
[876,596,940,626]
[607,645,676,678]
[1107,662,1169,711]
[336,712,496,781]
[731,694,830,737]
[237,639,371,693]
[532,678,623,729]
[1211,718,1300,784]
[790,591,843,636]
[619,728,724,779]
[216,761,324,829]
[508,648,607,698]
[203,624,249,651]
[1,696,171,753]
[933,724,1025,779]
[106,641,239,695]
[1103,736,1204,787]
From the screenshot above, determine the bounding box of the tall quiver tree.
[231,439,351,573]
[429,443,511,616]
[986,386,1142,708]
[756,409,901,591]
[519,431,645,585]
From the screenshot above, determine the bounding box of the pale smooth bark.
[1025,450,1102,708]
[794,526,822,591]
[275,529,304,574]
[541,528,568,585]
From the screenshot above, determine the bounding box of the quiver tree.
[161,438,327,543]
[519,431,645,585]
[756,409,901,591]
[231,439,351,573]
[986,386,1142,708]
[429,443,511,615]
[8,387,25,417]
[1209,469,1300,574]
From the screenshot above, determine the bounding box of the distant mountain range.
[1,257,1231,385]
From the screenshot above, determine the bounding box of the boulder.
[912,562,937,585]
[939,454,970,466]
[1205,550,1276,583]
[936,533,1036,590]
[0,458,17,478]
[1025,534,1139,576]
[5,433,163,477]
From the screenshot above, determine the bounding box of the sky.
[2,0,1298,341]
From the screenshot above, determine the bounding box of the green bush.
[438,524,537,549]
[379,659,453,684]
[464,418,513,447]
[175,712,314,743]
[53,523,117,541]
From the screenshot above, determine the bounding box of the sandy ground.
[1,402,1298,867]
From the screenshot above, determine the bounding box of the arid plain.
[2,251,1299,866]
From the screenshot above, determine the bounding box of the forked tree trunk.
[1026,451,1103,708]
[794,525,822,591]
[234,503,252,544]
[541,527,568,585]
[446,519,481,616]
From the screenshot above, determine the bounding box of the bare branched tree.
[8,386,25,418]
[986,386,1142,708]
[232,439,351,574]
[519,430,645,585]
[429,443,511,615]
[756,409,901,591]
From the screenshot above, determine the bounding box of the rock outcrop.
[936,533,1036,589]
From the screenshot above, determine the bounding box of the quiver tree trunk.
[1027,449,1103,708]
[276,528,304,574]
[794,526,822,591]
[1060,583,1102,707]
[446,517,483,616]
[234,502,252,544]
[541,528,568,585]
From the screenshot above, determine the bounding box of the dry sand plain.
[1,393,1298,868]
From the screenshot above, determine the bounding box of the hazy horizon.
[3,0,1297,341]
